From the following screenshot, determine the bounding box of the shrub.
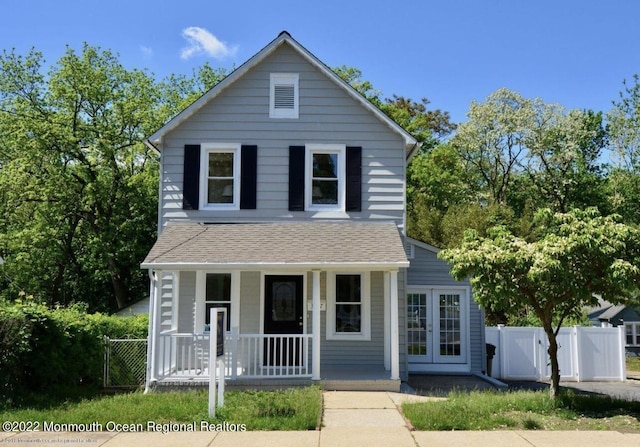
[0,298,148,406]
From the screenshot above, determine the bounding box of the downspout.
[144,269,157,394]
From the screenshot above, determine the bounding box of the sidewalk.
[2,391,639,447]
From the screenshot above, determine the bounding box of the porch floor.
[153,364,398,392]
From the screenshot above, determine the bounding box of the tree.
[607,74,640,225]
[439,208,640,398]
[608,74,640,172]
[0,45,185,310]
[451,88,533,205]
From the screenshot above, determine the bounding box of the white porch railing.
[157,331,312,381]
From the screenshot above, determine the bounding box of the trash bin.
[486,343,496,377]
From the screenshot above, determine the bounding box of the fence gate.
[103,336,147,388]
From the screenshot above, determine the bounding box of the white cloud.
[140,45,153,57]
[180,27,237,60]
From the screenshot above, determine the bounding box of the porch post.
[312,269,321,380]
[145,269,161,393]
[383,271,390,371]
[390,269,400,380]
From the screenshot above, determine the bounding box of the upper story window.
[200,143,241,210]
[305,144,345,211]
[270,73,299,119]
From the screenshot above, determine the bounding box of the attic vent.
[274,84,295,109]
[270,73,299,118]
[405,241,415,259]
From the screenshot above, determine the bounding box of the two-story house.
[142,31,486,392]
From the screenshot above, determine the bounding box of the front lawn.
[1,386,322,431]
[402,390,640,432]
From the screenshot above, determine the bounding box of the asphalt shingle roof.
[141,221,409,269]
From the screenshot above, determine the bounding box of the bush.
[0,298,148,406]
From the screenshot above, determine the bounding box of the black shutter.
[183,144,201,210]
[289,146,305,211]
[346,146,362,212]
[240,145,257,209]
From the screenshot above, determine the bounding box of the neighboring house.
[588,298,640,356]
[115,296,150,317]
[141,31,484,391]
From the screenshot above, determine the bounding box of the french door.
[407,288,467,366]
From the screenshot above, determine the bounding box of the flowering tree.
[439,208,640,398]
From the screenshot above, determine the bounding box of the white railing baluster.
[157,333,312,380]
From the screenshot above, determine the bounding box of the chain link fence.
[103,336,147,389]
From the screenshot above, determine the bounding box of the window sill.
[326,333,371,342]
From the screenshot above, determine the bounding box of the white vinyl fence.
[485,326,626,382]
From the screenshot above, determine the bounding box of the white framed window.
[306,144,346,211]
[195,271,240,333]
[625,323,640,346]
[270,73,299,119]
[205,273,232,331]
[326,272,370,341]
[199,143,240,209]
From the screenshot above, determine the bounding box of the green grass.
[0,386,322,431]
[402,390,640,431]
[627,356,640,373]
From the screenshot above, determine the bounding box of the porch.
[151,331,400,391]
[142,222,410,392]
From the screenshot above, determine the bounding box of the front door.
[264,275,304,366]
[407,288,467,370]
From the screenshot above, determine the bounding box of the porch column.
[390,269,400,380]
[312,269,321,380]
[145,269,161,392]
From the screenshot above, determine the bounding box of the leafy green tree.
[451,88,533,205]
[607,74,640,224]
[0,45,176,310]
[608,74,640,171]
[439,208,640,398]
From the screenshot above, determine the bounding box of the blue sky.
[2,1,640,125]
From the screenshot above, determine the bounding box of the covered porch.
[142,221,409,391]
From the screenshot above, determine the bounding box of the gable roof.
[141,221,409,270]
[146,31,419,157]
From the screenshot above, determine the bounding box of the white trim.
[325,271,371,341]
[305,144,346,212]
[199,143,241,210]
[269,73,299,119]
[141,261,410,271]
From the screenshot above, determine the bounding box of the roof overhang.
[145,31,419,158]
[141,221,409,271]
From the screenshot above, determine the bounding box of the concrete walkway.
[2,391,639,446]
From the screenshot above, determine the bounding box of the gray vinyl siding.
[406,241,485,373]
[158,43,406,228]
[239,271,261,334]
[159,273,174,333]
[178,271,196,333]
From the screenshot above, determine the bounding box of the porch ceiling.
[141,221,409,270]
